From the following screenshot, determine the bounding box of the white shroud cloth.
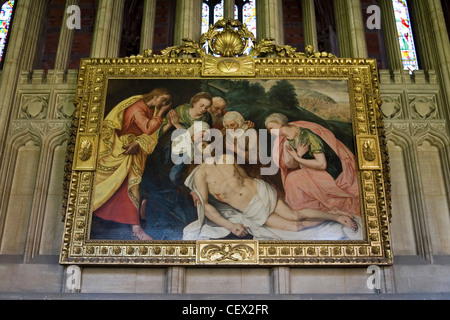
[182,166,363,241]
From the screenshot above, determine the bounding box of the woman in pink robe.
[265,113,361,217]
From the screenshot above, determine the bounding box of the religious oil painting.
[60,19,392,266]
[90,78,362,243]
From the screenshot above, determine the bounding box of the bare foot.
[132,225,153,240]
[336,215,357,231]
[329,207,354,219]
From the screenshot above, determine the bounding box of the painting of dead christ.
[89,79,363,242]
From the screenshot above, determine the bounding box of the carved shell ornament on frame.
[141,19,336,59]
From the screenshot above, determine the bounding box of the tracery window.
[202,0,256,37]
[392,0,419,73]
[242,0,256,37]
[0,0,15,68]
[202,2,210,34]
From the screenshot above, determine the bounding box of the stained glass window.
[214,1,224,25]
[242,0,256,37]
[202,3,210,34]
[0,0,15,67]
[202,0,256,37]
[392,0,419,73]
[202,1,225,34]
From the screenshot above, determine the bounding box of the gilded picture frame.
[60,20,392,266]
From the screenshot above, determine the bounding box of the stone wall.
[0,0,449,298]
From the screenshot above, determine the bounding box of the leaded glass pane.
[214,1,224,24]
[243,0,256,37]
[202,3,210,34]
[392,0,419,73]
[0,0,15,65]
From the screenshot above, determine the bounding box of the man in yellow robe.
[93,88,172,240]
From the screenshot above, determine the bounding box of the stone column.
[424,0,450,120]
[166,267,186,294]
[409,0,434,71]
[21,1,49,73]
[256,0,284,45]
[426,1,450,67]
[224,0,235,20]
[271,267,290,294]
[301,0,318,50]
[55,0,81,71]
[334,0,368,58]
[174,0,202,46]
[379,0,403,71]
[407,144,435,263]
[90,0,126,58]
[108,0,126,58]
[140,0,157,55]
[411,0,450,118]
[0,1,40,160]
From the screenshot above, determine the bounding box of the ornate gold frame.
[60,20,392,266]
